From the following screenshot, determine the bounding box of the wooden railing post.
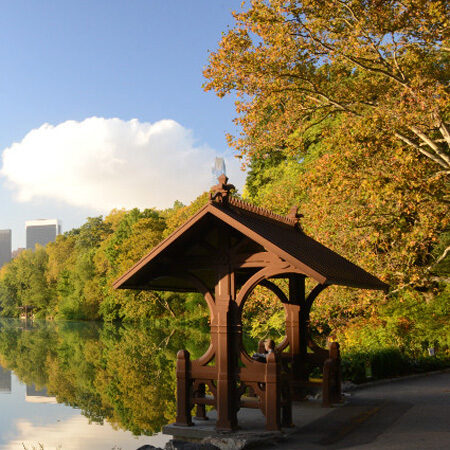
[194,383,208,420]
[281,381,293,428]
[322,342,342,407]
[175,349,193,426]
[265,352,281,431]
[331,342,342,404]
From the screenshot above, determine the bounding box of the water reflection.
[0,366,11,393]
[0,318,210,448]
[26,384,57,404]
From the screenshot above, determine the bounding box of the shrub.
[341,348,450,384]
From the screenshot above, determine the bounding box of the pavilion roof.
[113,190,388,293]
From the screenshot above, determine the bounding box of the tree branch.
[387,245,450,296]
[439,122,450,148]
[302,110,339,132]
[153,292,176,318]
[395,132,449,169]
[297,18,411,90]
[434,245,450,266]
[410,126,450,167]
[386,280,414,296]
[391,34,407,81]
[410,126,440,152]
[268,83,361,116]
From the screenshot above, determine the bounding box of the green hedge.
[341,348,450,384]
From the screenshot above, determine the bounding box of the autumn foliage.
[204,0,449,353]
[204,0,449,171]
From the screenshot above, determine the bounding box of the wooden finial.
[210,175,235,204]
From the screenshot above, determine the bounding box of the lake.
[0,319,210,449]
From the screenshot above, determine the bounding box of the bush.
[341,348,450,384]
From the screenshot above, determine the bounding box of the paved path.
[271,371,450,449]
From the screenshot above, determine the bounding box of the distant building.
[212,157,226,184]
[0,229,12,268]
[25,219,61,250]
[25,384,57,404]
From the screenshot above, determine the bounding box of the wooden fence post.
[175,349,193,426]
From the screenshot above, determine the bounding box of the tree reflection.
[0,319,210,435]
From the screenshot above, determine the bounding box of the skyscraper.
[212,157,226,184]
[25,219,61,250]
[0,229,12,268]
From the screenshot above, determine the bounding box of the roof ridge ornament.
[209,176,304,230]
[287,205,304,230]
[210,174,235,204]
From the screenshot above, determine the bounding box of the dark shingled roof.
[223,200,387,289]
[113,196,388,293]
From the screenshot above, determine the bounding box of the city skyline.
[0,1,245,250]
[1,220,61,254]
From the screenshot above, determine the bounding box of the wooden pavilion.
[114,175,388,431]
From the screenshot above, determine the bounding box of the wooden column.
[214,267,238,431]
[286,275,306,375]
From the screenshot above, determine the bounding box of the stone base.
[162,399,334,449]
[163,423,291,449]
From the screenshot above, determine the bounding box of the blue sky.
[0,0,245,249]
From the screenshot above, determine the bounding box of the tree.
[0,262,20,317]
[204,0,449,347]
[241,113,448,332]
[204,0,449,172]
[0,247,53,317]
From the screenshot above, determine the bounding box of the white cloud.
[0,117,245,211]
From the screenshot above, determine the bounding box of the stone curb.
[344,367,450,392]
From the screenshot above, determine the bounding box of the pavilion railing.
[174,341,342,431]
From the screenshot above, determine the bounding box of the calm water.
[0,319,210,449]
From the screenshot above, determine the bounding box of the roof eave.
[113,202,213,289]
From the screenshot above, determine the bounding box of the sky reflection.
[0,370,170,450]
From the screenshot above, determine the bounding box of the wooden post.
[281,381,293,428]
[322,358,332,408]
[194,383,208,420]
[215,268,238,431]
[175,350,193,426]
[265,352,281,431]
[330,342,342,404]
[287,275,306,377]
[322,342,342,407]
